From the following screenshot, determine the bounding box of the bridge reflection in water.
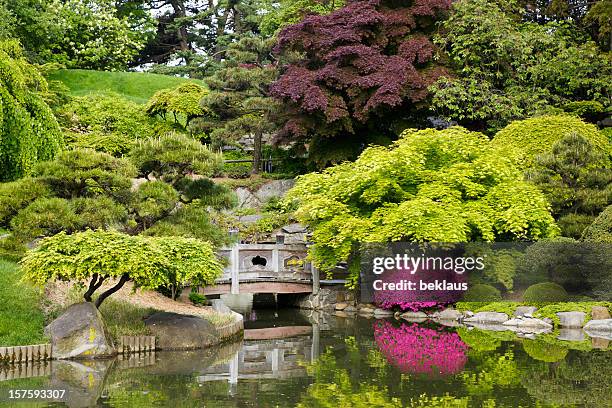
[197,325,320,385]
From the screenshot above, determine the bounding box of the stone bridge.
[201,243,321,296]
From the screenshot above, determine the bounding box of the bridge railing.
[216,243,319,294]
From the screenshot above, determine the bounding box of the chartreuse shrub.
[491,115,611,168]
[146,83,208,127]
[58,92,174,156]
[20,229,224,308]
[462,284,502,302]
[522,282,568,303]
[286,127,559,286]
[0,40,63,181]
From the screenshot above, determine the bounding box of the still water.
[1,308,610,407]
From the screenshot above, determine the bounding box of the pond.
[0,308,610,407]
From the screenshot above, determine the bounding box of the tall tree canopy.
[430,0,612,133]
[0,40,63,181]
[199,36,280,172]
[270,0,452,167]
[4,0,152,69]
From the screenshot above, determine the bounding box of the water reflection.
[0,310,610,407]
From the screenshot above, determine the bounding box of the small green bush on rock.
[523,282,568,303]
[462,284,502,302]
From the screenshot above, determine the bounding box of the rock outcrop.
[45,302,116,360]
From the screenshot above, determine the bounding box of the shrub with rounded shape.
[582,205,612,243]
[71,196,128,230]
[0,179,51,226]
[133,181,178,222]
[523,282,568,303]
[492,115,611,168]
[462,284,502,302]
[10,197,78,241]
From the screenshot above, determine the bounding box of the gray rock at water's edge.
[514,306,538,317]
[45,302,116,360]
[583,319,612,340]
[145,312,220,350]
[464,311,474,317]
[557,328,585,341]
[556,311,586,328]
[437,309,463,321]
[211,299,232,314]
[503,318,552,331]
[237,214,263,223]
[463,312,509,324]
[400,311,428,320]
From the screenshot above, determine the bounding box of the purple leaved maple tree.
[270,0,451,164]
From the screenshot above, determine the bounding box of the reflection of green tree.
[297,349,402,408]
[457,328,502,352]
[522,351,612,407]
[461,350,521,396]
[522,340,568,363]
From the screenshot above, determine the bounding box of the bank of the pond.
[0,258,242,350]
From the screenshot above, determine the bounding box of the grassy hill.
[47,69,205,104]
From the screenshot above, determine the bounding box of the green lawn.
[0,258,46,346]
[47,69,206,104]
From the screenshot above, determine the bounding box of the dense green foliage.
[287,127,559,283]
[0,258,46,346]
[0,141,231,245]
[522,282,569,303]
[526,133,612,238]
[491,115,611,168]
[0,40,64,181]
[5,0,152,69]
[431,0,612,132]
[199,36,279,172]
[20,229,224,307]
[582,204,612,242]
[146,83,209,128]
[59,93,174,156]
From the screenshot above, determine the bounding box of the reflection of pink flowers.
[373,321,467,377]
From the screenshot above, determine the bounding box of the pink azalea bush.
[373,268,466,311]
[373,321,468,377]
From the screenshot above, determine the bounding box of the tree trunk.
[84,274,107,302]
[252,130,262,174]
[94,274,130,308]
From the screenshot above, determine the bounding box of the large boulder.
[145,312,220,350]
[45,302,116,360]
[50,360,112,408]
[556,311,586,328]
[591,306,611,320]
[503,317,553,331]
